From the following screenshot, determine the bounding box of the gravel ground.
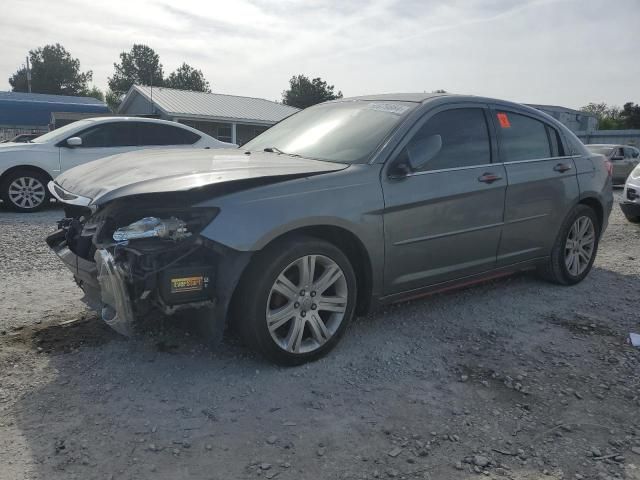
[0,194,639,480]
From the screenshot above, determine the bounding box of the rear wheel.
[1,169,50,212]
[538,204,600,285]
[234,235,357,365]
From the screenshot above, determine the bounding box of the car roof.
[80,116,185,126]
[341,92,450,103]
[337,93,571,128]
[338,93,558,113]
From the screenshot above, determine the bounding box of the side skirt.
[377,257,547,306]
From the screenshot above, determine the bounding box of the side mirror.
[406,134,442,171]
[388,156,412,179]
[66,137,82,147]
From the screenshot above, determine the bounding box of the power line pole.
[150,71,154,115]
[25,56,32,93]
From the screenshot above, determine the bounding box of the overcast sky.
[1,0,637,109]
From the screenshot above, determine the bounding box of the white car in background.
[0,117,235,212]
[621,163,640,223]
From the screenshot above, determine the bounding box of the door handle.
[553,163,572,173]
[477,172,502,184]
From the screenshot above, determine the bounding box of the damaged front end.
[47,200,248,340]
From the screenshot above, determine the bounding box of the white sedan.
[0,117,235,212]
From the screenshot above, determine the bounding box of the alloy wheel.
[266,254,348,354]
[564,215,595,276]
[8,176,46,209]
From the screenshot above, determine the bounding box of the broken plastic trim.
[48,181,92,206]
[94,249,135,336]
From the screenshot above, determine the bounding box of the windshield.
[243,100,416,163]
[586,145,615,156]
[31,119,95,144]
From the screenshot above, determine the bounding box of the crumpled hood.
[54,147,347,205]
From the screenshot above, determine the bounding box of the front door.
[59,122,140,172]
[381,105,506,295]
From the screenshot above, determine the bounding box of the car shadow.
[3,264,639,479]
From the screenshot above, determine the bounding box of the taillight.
[603,158,613,177]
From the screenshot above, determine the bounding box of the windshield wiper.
[263,147,286,154]
[263,147,302,158]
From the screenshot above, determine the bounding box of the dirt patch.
[5,314,120,353]
[1,197,640,480]
[547,311,619,337]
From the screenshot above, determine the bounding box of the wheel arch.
[234,224,375,316]
[0,165,54,188]
[577,196,604,231]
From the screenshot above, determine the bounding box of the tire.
[1,169,50,212]
[537,204,600,285]
[623,213,640,224]
[233,235,357,365]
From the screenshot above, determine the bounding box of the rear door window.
[136,123,201,146]
[404,108,492,172]
[495,111,553,162]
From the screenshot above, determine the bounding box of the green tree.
[105,90,122,112]
[282,74,342,109]
[164,63,210,92]
[107,44,164,108]
[620,102,640,129]
[8,44,92,96]
[580,102,623,130]
[87,86,104,102]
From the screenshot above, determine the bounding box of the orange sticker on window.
[497,112,511,128]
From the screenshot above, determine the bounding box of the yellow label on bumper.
[170,276,204,293]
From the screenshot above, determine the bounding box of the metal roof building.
[118,85,299,145]
[0,91,110,133]
[527,103,598,133]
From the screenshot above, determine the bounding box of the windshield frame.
[30,119,97,144]
[243,100,418,164]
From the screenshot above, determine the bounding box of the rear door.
[492,107,579,265]
[611,146,627,182]
[381,104,507,294]
[623,147,640,181]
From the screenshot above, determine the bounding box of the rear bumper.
[620,201,640,218]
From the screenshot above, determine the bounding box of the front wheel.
[234,236,357,365]
[538,204,600,285]
[1,170,50,212]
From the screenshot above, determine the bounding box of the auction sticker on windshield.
[367,103,411,115]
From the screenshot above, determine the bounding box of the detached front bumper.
[46,230,135,336]
[47,225,253,343]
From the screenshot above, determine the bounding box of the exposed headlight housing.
[113,217,190,242]
[48,181,92,206]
